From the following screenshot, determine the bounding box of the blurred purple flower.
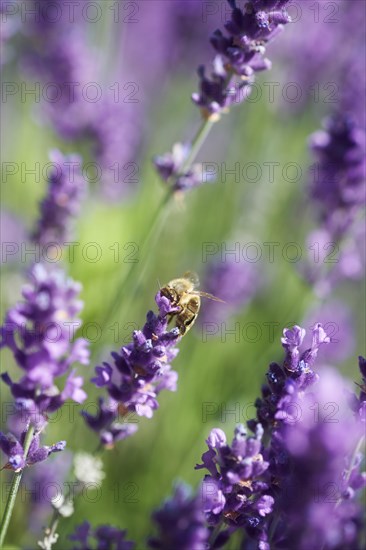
[294,4,366,296]
[20,1,96,136]
[20,1,214,200]
[84,291,181,446]
[153,142,216,193]
[244,323,365,548]
[274,0,365,117]
[304,109,365,295]
[302,300,355,363]
[22,450,73,532]
[70,520,135,550]
[273,369,366,549]
[148,483,209,550]
[0,430,65,472]
[171,1,223,65]
[0,209,26,265]
[200,255,260,326]
[32,150,87,247]
[19,0,143,200]
[309,115,366,237]
[304,223,366,296]
[0,262,89,424]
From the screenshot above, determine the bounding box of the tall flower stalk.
[104,0,294,325]
[0,147,88,545]
[84,289,183,447]
[0,425,35,548]
[154,0,292,192]
[69,328,366,548]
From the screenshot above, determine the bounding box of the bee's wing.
[183,271,200,287]
[196,291,226,303]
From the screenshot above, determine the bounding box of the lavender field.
[0,1,365,549]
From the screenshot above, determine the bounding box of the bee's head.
[160,286,179,305]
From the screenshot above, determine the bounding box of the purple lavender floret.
[274,0,365,115]
[0,430,65,472]
[192,0,291,118]
[21,2,96,139]
[82,398,138,449]
[272,369,366,549]
[0,263,89,423]
[198,325,365,548]
[309,115,366,237]
[196,424,273,545]
[19,1,144,201]
[0,209,26,265]
[304,111,366,295]
[32,150,87,247]
[302,300,356,364]
[248,323,329,434]
[304,221,366,297]
[200,256,260,326]
[85,292,181,446]
[244,325,365,548]
[70,520,135,550]
[148,483,210,550]
[192,56,252,119]
[155,0,292,190]
[154,142,216,193]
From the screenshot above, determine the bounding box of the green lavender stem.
[101,188,172,328]
[179,118,215,175]
[0,425,35,548]
[208,518,225,547]
[102,117,217,331]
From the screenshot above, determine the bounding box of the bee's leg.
[175,317,187,336]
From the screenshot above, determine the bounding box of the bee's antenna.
[156,278,162,291]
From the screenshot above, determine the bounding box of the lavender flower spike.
[249,323,330,435]
[153,142,216,193]
[196,423,273,546]
[70,521,135,550]
[148,483,210,550]
[200,255,260,326]
[32,150,87,247]
[275,369,366,549]
[193,0,292,119]
[309,115,366,238]
[0,262,89,426]
[0,430,65,472]
[244,324,365,548]
[155,0,292,192]
[84,290,182,446]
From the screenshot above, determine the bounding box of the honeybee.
[160,272,224,336]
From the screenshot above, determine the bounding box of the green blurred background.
[1,1,365,548]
